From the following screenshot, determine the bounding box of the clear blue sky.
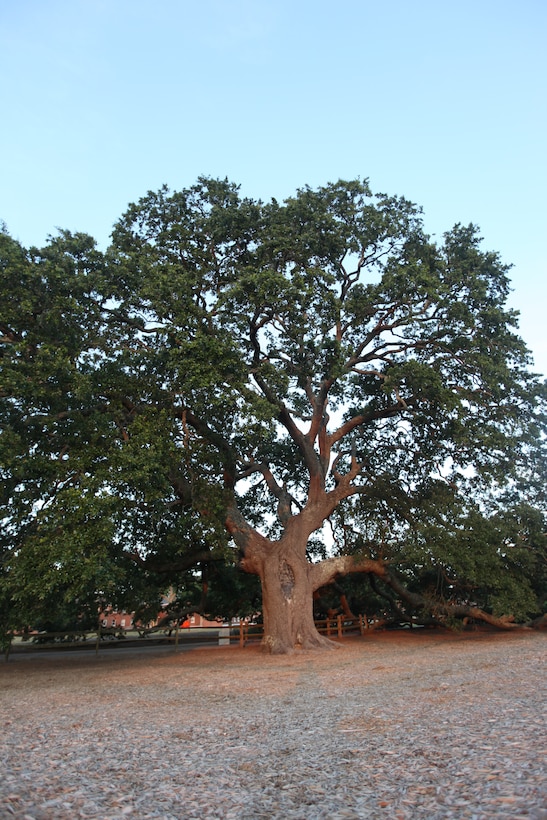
[1,0,546,376]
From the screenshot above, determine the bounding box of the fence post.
[2,633,13,662]
[239,621,245,648]
[95,623,101,656]
[337,614,343,638]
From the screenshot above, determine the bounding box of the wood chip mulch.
[1,629,546,819]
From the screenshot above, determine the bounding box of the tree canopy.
[1,179,546,652]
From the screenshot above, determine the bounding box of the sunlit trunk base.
[259,548,338,654]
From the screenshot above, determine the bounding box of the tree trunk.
[259,543,336,654]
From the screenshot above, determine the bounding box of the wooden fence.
[232,614,374,647]
[3,614,379,660]
[3,622,219,659]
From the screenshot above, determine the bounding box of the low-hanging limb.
[310,554,533,630]
[366,572,421,625]
[380,565,528,630]
[314,581,358,619]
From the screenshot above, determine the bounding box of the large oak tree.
[1,179,546,651]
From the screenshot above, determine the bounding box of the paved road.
[3,635,231,662]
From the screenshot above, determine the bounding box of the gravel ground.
[0,629,545,819]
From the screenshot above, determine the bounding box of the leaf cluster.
[1,179,545,629]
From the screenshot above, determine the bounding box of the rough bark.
[227,496,341,653]
[259,544,336,654]
[229,494,535,653]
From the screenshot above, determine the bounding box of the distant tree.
[1,179,545,651]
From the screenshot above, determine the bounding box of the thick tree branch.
[238,461,299,525]
[311,554,531,631]
[328,400,408,446]
[225,498,271,572]
[249,314,326,486]
[310,555,389,592]
[173,405,238,487]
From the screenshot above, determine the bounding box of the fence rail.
[3,614,381,660]
[3,623,221,659]
[233,615,374,647]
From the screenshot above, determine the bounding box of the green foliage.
[331,490,545,622]
[199,561,263,621]
[1,179,545,630]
